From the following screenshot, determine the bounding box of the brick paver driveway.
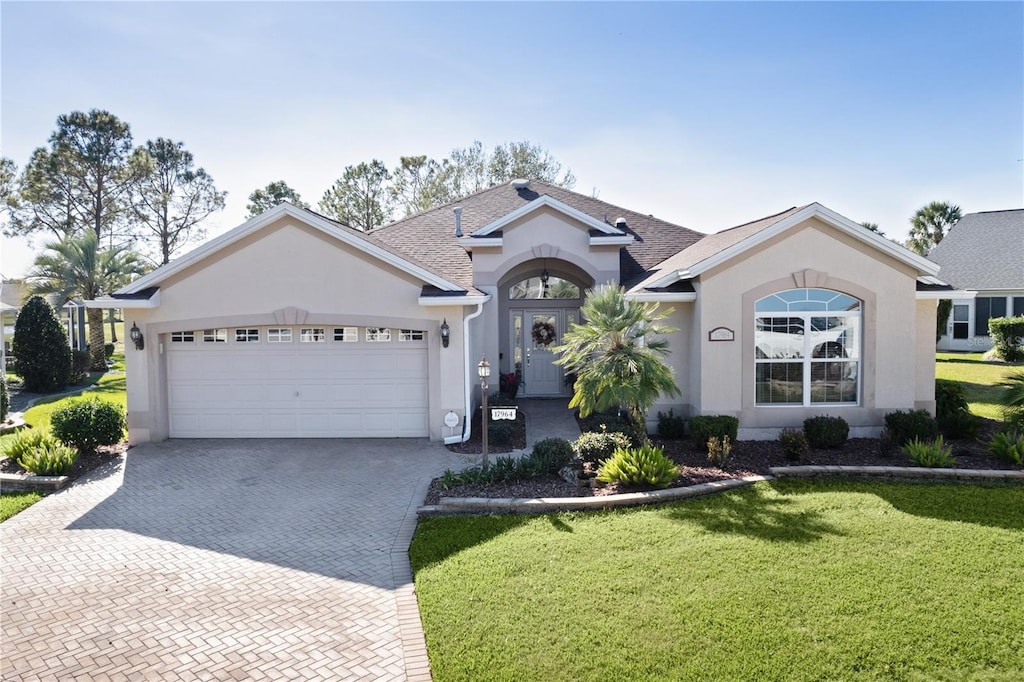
[2,439,466,680]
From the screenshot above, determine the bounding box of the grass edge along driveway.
[412,480,1024,682]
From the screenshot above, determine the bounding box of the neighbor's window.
[300,328,326,343]
[334,327,357,342]
[203,329,227,343]
[508,276,580,300]
[366,327,391,342]
[170,331,194,343]
[975,296,1007,337]
[755,288,861,405]
[399,329,424,341]
[235,328,259,343]
[268,328,293,343]
[1015,297,1024,317]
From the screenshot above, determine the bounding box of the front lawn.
[412,480,1024,681]
[936,352,1021,420]
[0,373,126,454]
[0,491,43,522]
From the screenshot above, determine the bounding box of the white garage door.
[166,326,428,438]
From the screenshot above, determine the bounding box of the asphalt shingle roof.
[629,205,807,290]
[368,180,706,289]
[928,209,1024,290]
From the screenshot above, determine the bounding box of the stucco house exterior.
[88,180,947,444]
[930,209,1024,352]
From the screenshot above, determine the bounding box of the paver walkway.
[519,398,580,447]
[2,439,466,681]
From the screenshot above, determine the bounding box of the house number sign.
[708,327,735,342]
[490,407,518,421]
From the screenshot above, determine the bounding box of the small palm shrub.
[5,429,78,476]
[656,409,687,439]
[779,428,809,462]
[527,438,574,474]
[884,409,939,447]
[706,436,732,467]
[572,430,631,465]
[51,398,126,453]
[989,431,1024,465]
[596,444,678,488]
[998,371,1024,428]
[803,415,849,449]
[902,436,956,468]
[689,415,739,451]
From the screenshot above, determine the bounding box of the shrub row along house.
[87,180,961,444]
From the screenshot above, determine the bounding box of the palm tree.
[907,201,962,255]
[998,371,1024,429]
[553,283,680,441]
[27,229,142,371]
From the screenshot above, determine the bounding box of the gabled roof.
[468,194,628,238]
[369,180,705,289]
[928,209,1024,290]
[631,202,941,292]
[118,203,465,295]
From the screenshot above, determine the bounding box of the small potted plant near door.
[499,373,520,400]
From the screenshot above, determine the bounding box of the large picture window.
[975,296,1007,337]
[755,288,861,405]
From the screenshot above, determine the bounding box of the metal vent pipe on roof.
[453,206,463,237]
[615,217,627,227]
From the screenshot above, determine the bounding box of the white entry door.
[524,311,562,396]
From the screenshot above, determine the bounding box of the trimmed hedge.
[803,415,849,449]
[990,316,1024,362]
[12,296,72,393]
[50,398,126,453]
[688,415,739,451]
[884,409,939,447]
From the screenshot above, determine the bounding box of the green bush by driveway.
[412,481,1024,682]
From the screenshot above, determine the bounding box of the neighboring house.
[89,180,948,444]
[1,279,88,358]
[929,209,1024,352]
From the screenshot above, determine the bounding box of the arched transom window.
[755,288,861,405]
[508,276,580,300]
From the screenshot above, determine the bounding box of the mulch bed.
[426,417,1021,504]
[1,443,127,480]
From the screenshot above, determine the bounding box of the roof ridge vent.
[510,178,531,190]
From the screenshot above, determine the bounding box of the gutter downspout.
[443,299,487,445]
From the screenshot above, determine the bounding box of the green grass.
[936,352,1021,420]
[0,373,126,454]
[412,480,1024,682]
[0,491,43,522]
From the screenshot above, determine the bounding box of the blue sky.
[2,1,1022,278]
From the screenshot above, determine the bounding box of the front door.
[524,311,562,396]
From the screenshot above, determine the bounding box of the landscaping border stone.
[769,465,1024,484]
[418,475,774,517]
[0,472,70,492]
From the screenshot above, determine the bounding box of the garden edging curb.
[0,472,71,492]
[769,465,1024,483]
[418,474,774,516]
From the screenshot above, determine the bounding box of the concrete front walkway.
[1,439,466,681]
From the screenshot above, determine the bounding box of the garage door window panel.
[399,329,424,342]
[300,328,326,343]
[203,329,227,343]
[171,331,194,343]
[268,328,293,343]
[334,327,357,342]
[366,327,391,342]
[235,328,259,343]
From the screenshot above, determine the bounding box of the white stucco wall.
[123,217,469,443]
[693,217,926,437]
